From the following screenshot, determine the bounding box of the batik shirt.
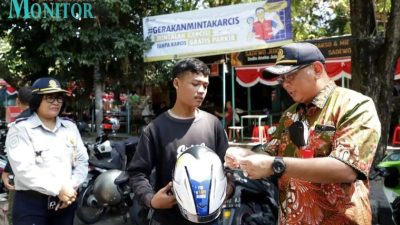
[266,81,381,225]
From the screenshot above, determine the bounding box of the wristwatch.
[272,157,286,178]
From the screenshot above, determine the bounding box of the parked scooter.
[0,120,9,193]
[371,150,400,225]
[0,154,8,193]
[76,134,144,224]
[102,116,120,135]
[222,144,278,225]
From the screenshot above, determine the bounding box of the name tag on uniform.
[314,124,336,132]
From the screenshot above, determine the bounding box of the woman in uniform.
[5,77,89,225]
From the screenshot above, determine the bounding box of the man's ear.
[313,61,324,77]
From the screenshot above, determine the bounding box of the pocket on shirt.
[32,147,51,166]
[312,124,336,156]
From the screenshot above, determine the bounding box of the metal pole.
[231,65,236,140]
[246,87,252,139]
[126,91,130,134]
[222,60,226,128]
[91,98,95,133]
[247,87,251,114]
[341,73,345,87]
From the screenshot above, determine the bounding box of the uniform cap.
[31,77,68,94]
[263,43,325,79]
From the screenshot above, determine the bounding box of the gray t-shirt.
[128,110,229,225]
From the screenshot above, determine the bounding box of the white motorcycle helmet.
[172,146,227,223]
[109,117,120,131]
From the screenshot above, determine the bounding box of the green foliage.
[291,0,391,41]
[0,0,152,88]
[203,0,249,7]
[1,0,243,89]
[292,0,351,41]
[375,0,391,33]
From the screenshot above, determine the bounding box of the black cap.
[263,43,325,79]
[32,77,68,94]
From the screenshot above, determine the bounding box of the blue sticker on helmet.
[190,179,211,216]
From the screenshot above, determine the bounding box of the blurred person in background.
[2,86,32,225]
[214,100,233,128]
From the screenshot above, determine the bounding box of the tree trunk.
[350,0,400,166]
[94,63,104,136]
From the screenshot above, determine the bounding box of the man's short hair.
[17,86,33,105]
[171,58,210,78]
[255,7,265,14]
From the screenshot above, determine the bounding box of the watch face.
[273,158,285,177]
[274,162,285,173]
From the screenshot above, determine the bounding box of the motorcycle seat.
[89,158,120,170]
[114,171,129,185]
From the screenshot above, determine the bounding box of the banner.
[143,0,292,62]
[231,35,352,66]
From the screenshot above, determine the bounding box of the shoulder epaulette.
[15,117,29,124]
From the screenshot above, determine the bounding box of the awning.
[236,58,400,87]
[235,64,279,87]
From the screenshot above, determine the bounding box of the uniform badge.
[35,151,44,164]
[67,135,77,167]
[8,134,19,149]
[48,80,59,88]
[276,49,285,62]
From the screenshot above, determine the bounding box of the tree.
[291,0,351,40]
[0,0,221,133]
[289,0,399,164]
[350,0,400,163]
[1,0,147,134]
[2,0,397,149]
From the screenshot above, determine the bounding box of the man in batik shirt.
[224,42,381,225]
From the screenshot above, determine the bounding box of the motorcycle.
[0,120,9,192]
[222,144,278,225]
[84,133,111,160]
[76,134,146,224]
[370,150,400,225]
[0,154,8,193]
[102,116,120,135]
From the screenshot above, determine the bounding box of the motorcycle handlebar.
[369,167,390,180]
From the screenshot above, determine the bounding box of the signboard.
[231,35,352,66]
[312,36,352,58]
[143,0,292,62]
